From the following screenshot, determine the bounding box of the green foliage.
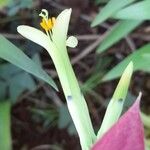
[92,0,136,26]
[82,56,111,91]
[0,81,7,99]
[102,44,150,81]
[0,0,10,8]
[0,63,36,103]
[31,105,77,135]
[113,1,150,20]
[122,92,136,114]
[31,107,58,128]
[97,62,133,138]
[0,101,11,150]
[87,0,150,90]
[95,0,109,5]
[0,0,33,15]
[0,35,57,90]
[58,105,76,135]
[141,112,150,150]
[141,112,150,129]
[7,0,33,16]
[97,20,142,53]
[92,0,150,54]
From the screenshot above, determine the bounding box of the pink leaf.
[92,93,145,150]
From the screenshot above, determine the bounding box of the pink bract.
[92,94,145,150]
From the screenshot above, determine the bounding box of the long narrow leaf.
[113,1,150,20]
[0,35,57,90]
[97,62,133,138]
[97,20,142,53]
[102,44,150,81]
[91,0,136,26]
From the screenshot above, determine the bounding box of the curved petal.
[52,9,72,50]
[92,93,145,150]
[17,25,50,50]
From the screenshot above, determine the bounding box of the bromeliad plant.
[16,8,145,150]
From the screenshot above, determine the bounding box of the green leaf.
[113,0,150,20]
[145,144,150,150]
[102,44,150,81]
[9,84,24,102]
[32,54,42,67]
[91,0,136,26]
[95,0,109,5]
[0,81,7,99]
[122,92,136,114]
[19,0,33,8]
[9,72,36,102]
[58,105,76,135]
[0,63,36,102]
[58,104,72,128]
[0,35,57,90]
[141,112,150,129]
[31,108,58,128]
[0,0,9,7]
[97,62,133,139]
[0,101,11,150]
[0,63,21,80]
[82,56,112,92]
[97,20,142,53]
[7,0,33,16]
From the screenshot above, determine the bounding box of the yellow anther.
[40,17,56,32]
[51,17,56,26]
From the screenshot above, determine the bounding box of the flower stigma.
[39,9,56,37]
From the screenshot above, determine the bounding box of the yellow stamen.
[51,17,56,26]
[40,17,56,32]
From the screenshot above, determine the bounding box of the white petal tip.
[66,36,78,48]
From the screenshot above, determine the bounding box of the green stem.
[47,45,96,150]
[0,101,12,150]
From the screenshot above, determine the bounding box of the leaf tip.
[128,61,133,72]
[91,19,99,27]
[91,22,96,27]
[122,61,133,82]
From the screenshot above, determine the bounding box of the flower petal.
[66,36,78,48]
[92,93,145,150]
[17,25,50,50]
[52,9,72,50]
